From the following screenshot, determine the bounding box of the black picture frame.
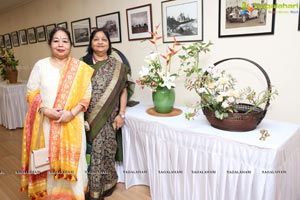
[19,29,28,45]
[219,0,276,37]
[71,18,91,47]
[27,27,37,44]
[96,11,122,43]
[0,35,5,48]
[126,4,153,41]
[161,0,203,43]
[4,34,12,49]
[298,6,300,31]
[11,31,19,47]
[57,22,68,30]
[36,25,46,42]
[46,24,56,41]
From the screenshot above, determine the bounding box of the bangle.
[69,110,75,118]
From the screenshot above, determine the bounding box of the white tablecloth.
[0,81,27,129]
[118,104,300,200]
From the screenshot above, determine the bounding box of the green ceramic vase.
[152,86,175,113]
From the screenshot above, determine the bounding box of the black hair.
[86,28,112,55]
[48,26,72,46]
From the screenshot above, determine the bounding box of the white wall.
[1,0,299,124]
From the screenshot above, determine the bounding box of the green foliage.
[180,42,278,120]
[0,48,19,80]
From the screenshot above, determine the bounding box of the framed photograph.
[96,11,121,43]
[162,0,203,42]
[11,31,19,47]
[4,34,12,49]
[71,18,91,47]
[27,27,37,43]
[298,7,300,31]
[46,24,56,40]
[0,35,5,48]
[36,26,46,42]
[19,29,28,45]
[219,0,276,37]
[57,22,68,29]
[126,4,153,41]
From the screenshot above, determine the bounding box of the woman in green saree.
[81,28,132,200]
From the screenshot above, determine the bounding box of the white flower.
[221,101,229,108]
[139,66,150,77]
[227,96,235,103]
[160,72,176,89]
[144,52,159,64]
[199,87,206,93]
[206,65,215,73]
[216,95,223,102]
[219,77,228,85]
[220,91,228,97]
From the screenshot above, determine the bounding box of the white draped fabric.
[0,81,27,129]
[117,104,300,200]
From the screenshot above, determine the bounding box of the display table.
[118,104,300,200]
[0,81,27,129]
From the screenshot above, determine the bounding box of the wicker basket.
[202,57,271,132]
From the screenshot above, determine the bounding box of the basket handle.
[212,57,272,115]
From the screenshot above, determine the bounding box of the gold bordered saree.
[20,57,94,199]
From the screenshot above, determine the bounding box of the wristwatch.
[119,113,125,119]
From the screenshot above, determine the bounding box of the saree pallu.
[20,57,94,199]
[84,56,127,198]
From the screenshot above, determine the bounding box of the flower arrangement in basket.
[180,42,278,131]
[136,25,181,91]
[0,48,19,81]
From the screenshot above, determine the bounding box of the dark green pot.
[152,87,175,113]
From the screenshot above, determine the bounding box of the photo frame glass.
[71,18,91,47]
[0,35,4,48]
[4,34,12,49]
[162,0,203,42]
[11,31,19,47]
[36,26,46,42]
[27,28,37,43]
[46,24,56,40]
[126,4,153,41]
[19,29,28,45]
[96,12,121,43]
[57,22,68,29]
[219,0,275,37]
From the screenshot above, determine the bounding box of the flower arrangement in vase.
[180,42,278,131]
[0,48,19,83]
[136,25,181,113]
